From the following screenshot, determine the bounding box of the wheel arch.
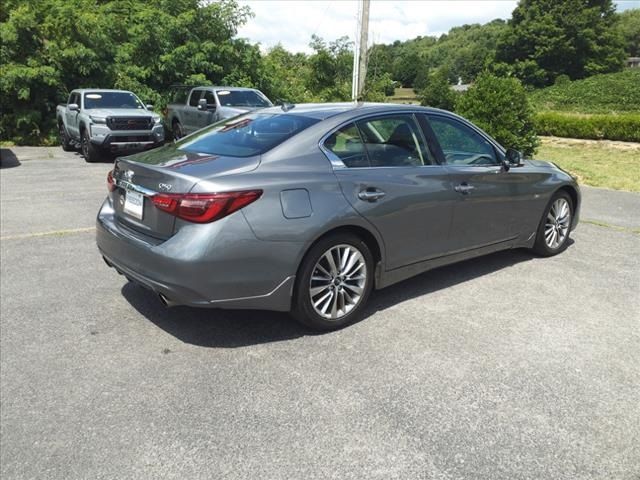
[295,224,385,289]
[557,184,579,211]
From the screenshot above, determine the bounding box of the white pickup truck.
[56,89,165,162]
[166,86,272,139]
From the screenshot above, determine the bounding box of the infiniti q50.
[97,103,580,330]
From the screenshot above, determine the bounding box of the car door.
[184,89,204,134]
[195,90,218,129]
[425,113,521,252]
[326,114,456,271]
[65,92,81,138]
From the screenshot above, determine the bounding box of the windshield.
[216,90,272,108]
[84,92,145,110]
[177,113,319,157]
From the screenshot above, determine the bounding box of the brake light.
[107,170,116,192]
[151,190,262,223]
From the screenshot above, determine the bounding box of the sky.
[236,0,639,53]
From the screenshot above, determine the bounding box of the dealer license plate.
[123,190,144,220]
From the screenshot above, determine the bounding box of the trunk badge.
[123,170,134,182]
[159,183,172,192]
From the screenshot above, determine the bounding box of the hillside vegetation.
[529,69,640,114]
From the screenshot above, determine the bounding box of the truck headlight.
[90,116,107,124]
[152,116,162,125]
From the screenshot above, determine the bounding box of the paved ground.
[1,147,639,480]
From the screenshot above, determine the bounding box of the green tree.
[496,0,626,86]
[417,69,456,111]
[616,8,640,57]
[455,72,539,156]
[0,0,253,144]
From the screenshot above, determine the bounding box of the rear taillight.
[107,170,116,192]
[151,190,262,223]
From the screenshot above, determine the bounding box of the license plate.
[123,190,144,219]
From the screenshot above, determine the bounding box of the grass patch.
[389,87,420,104]
[529,69,640,114]
[536,137,640,192]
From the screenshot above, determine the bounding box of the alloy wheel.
[544,198,571,249]
[309,244,367,321]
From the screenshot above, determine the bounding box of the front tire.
[532,191,573,256]
[291,233,374,331]
[81,129,102,163]
[172,120,183,140]
[58,122,75,152]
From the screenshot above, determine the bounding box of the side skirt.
[376,238,522,289]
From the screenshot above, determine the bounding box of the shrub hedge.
[534,112,640,142]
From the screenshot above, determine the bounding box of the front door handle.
[454,183,475,195]
[358,189,386,202]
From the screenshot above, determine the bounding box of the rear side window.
[356,115,432,166]
[323,124,369,167]
[177,113,320,157]
[323,114,433,168]
[427,115,498,166]
[189,90,203,107]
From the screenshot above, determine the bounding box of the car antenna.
[280,102,295,112]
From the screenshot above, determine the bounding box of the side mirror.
[504,148,523,169]
[68,103,79,111]
[197,98,207,111]
[146,104,154,110]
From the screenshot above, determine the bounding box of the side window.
[203,91,216,107]
[427,115,498,166]
[323,123,370,168]
[69,92,79,106]
[189,90,203,107]
[356,115,432,167]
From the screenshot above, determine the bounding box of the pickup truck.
[166,86,272,139]
[56,89,165,162]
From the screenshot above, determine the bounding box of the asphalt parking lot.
[1,146,639,480]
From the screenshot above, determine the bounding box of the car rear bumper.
[96,197,300,311]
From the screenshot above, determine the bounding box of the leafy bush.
[417,69,457,111]
[534,112,640,142]
[528,69,640,114]
[455,72,539,156]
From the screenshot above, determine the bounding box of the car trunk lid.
[112,144,260,239]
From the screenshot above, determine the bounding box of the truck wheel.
[172,120,183,140]
[81,129,102,163]
[58,122,75,152]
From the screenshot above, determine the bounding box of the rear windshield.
[84,91,145,110]
[177,113,319,157]
[216,90,272,108]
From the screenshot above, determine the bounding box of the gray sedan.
[97,103,580,330]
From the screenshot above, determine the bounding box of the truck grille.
[112,135,152,143]
[107,117,152,130]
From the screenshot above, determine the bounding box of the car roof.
[73,89,136,94]
[257,102,444,120]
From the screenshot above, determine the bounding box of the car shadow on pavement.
[0,148,20,169]
[121,245,560,348]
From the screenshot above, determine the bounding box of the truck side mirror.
[197,98,207,111]
[146,104,154,110]
[68,103,79,111]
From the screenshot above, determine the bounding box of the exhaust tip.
[158,293,178,308]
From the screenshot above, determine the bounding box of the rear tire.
[58,122,75,152]
[532,190,573,257]
[291,233,374,331]
[172,120,183,140]
[81,129,102,163]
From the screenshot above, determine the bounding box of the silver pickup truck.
[166,86,272,139]
[56,89,165,162]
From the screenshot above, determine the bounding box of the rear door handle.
[454,183,475,195]
[358,189,386,202]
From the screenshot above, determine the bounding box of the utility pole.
[351,0,370,101]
